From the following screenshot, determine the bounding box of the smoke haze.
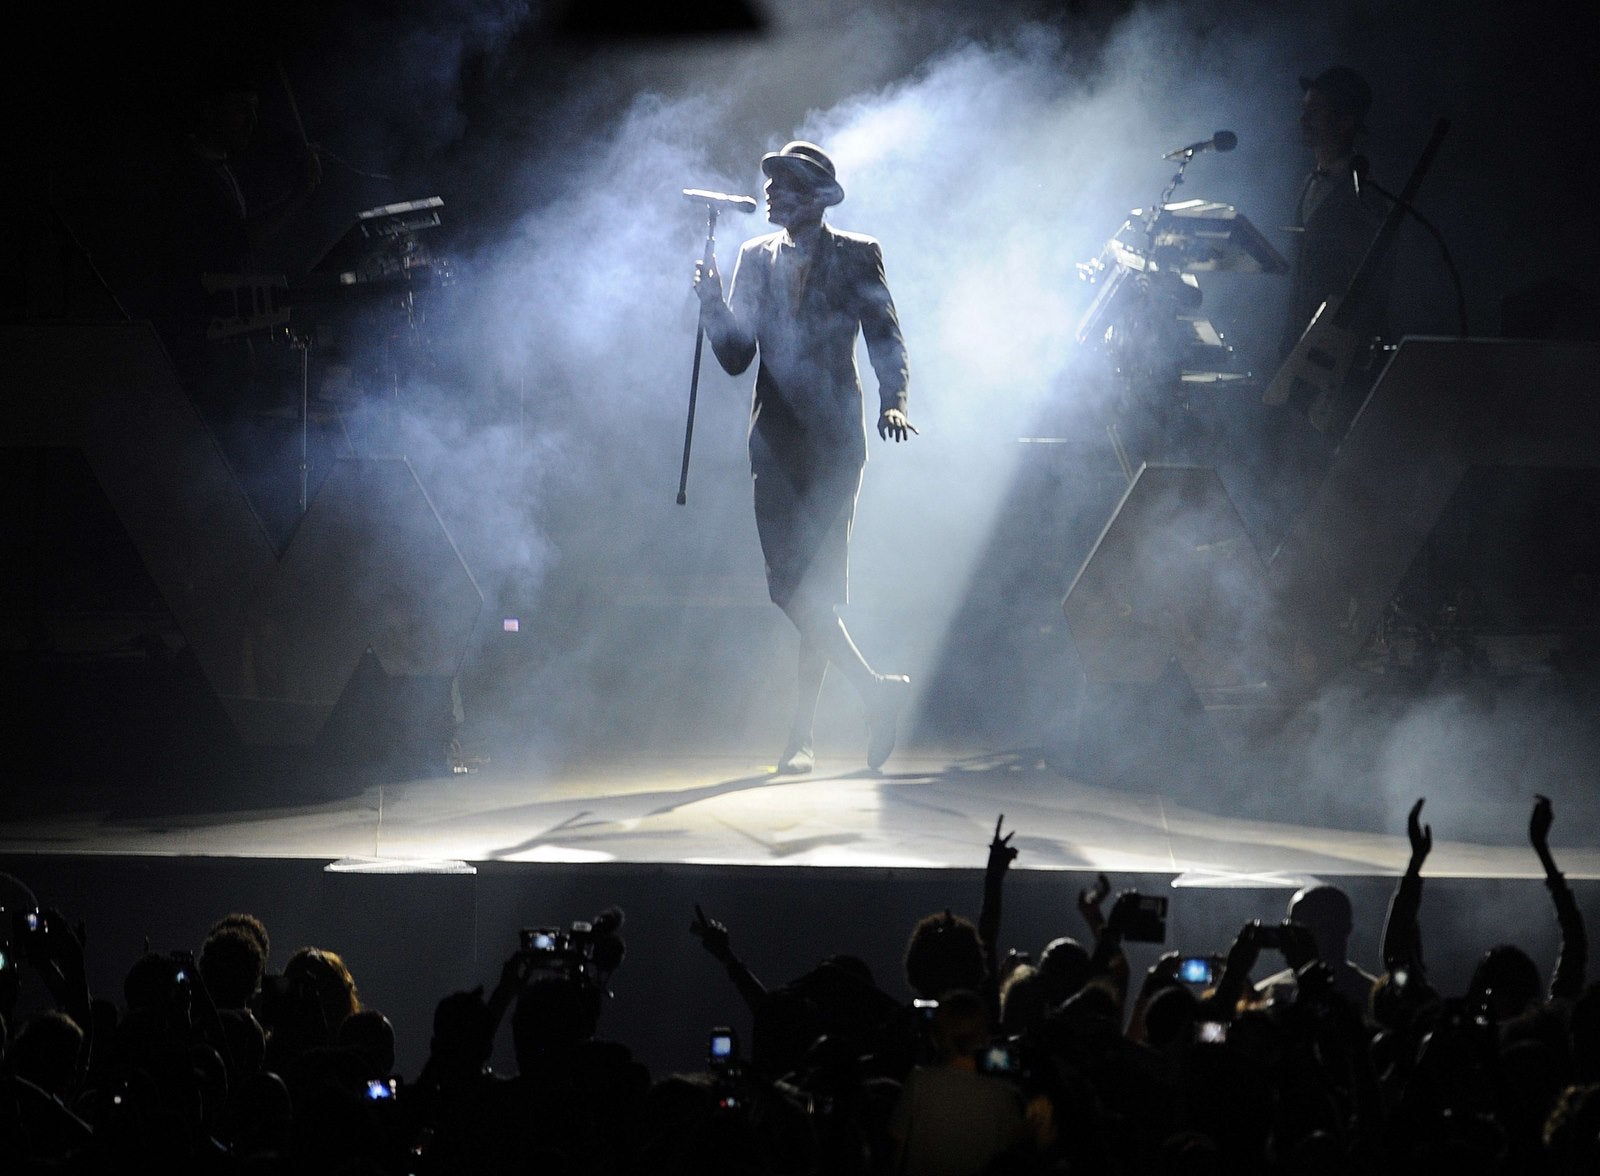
[65,0,1593,837]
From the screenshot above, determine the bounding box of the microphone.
[1161,130,1238,161]
[682,188,758,213]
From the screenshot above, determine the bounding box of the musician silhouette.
[1279,66,1389,373]
[1257,67,1393,550]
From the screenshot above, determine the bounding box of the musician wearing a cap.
[693,140,915,775]
[1280,65,1388,365]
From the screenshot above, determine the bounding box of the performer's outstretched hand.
[692,254,724,306]
[878,407,917,442]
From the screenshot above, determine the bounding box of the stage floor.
[3,748,1590,883]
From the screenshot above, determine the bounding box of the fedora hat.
[760,141,845,206]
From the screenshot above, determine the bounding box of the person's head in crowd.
[427,987,495,1083]
[1144,984,1201,1051]
[789,954,894,1042]
[512,972,599,1072]
[904,911,985,1001]
[199,926,266,1009]
[209,912,270,967]
[1285,884,1355,964]
[283,946,360,1035]
[1469,944,1543,1023]
[1037,937,1091,1007]
[931,988,992,1063]
[9,1009,84,1100]
[123,951,195,1027]
[1053,982,1121,1037]
[336,1008,395,1079]
[999,963,1048,1036]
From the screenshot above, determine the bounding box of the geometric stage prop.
[1065,338,1600,705]
[5,322,482,745]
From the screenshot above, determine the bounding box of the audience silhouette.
[0,796,1592,1173]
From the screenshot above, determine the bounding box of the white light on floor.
[324,857,476,874]
[1170,870,1320,889]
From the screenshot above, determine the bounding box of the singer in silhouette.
[693,141,915,774]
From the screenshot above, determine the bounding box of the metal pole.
[297,333,310,514]
[676,205,718,505]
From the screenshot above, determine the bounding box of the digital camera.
[978,1043,1021,1076]
[520,927,568,954]
[708,1027,737,1068]
[1120,894,1168,943]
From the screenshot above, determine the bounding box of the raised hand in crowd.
[689,902,733,963]
[1530,793,1587,1002]
[1209,918,1277,1018]
[1382,797,1433,993]
[690,903,768,1014]
[485,940,541,1033]
[1408,795,1433,870]
[979,815,1018,991]
[986,814,1019,875]
[1078,871,1111,939]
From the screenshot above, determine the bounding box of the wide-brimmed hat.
[760,141,845,206]
[1299,66,1373,130]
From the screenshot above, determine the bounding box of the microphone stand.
[1140,149,1194,261]
[1100,150,1194,480]
[287,327,313,515]
[676,203,718,505]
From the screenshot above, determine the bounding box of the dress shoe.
[866,674,910,771]
[776,736,815,775]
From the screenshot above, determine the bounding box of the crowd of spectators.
[1,795,1594,1174]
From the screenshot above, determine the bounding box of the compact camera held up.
[1112,892,1169,944]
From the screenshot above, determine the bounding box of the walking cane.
[677,189,756,505]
